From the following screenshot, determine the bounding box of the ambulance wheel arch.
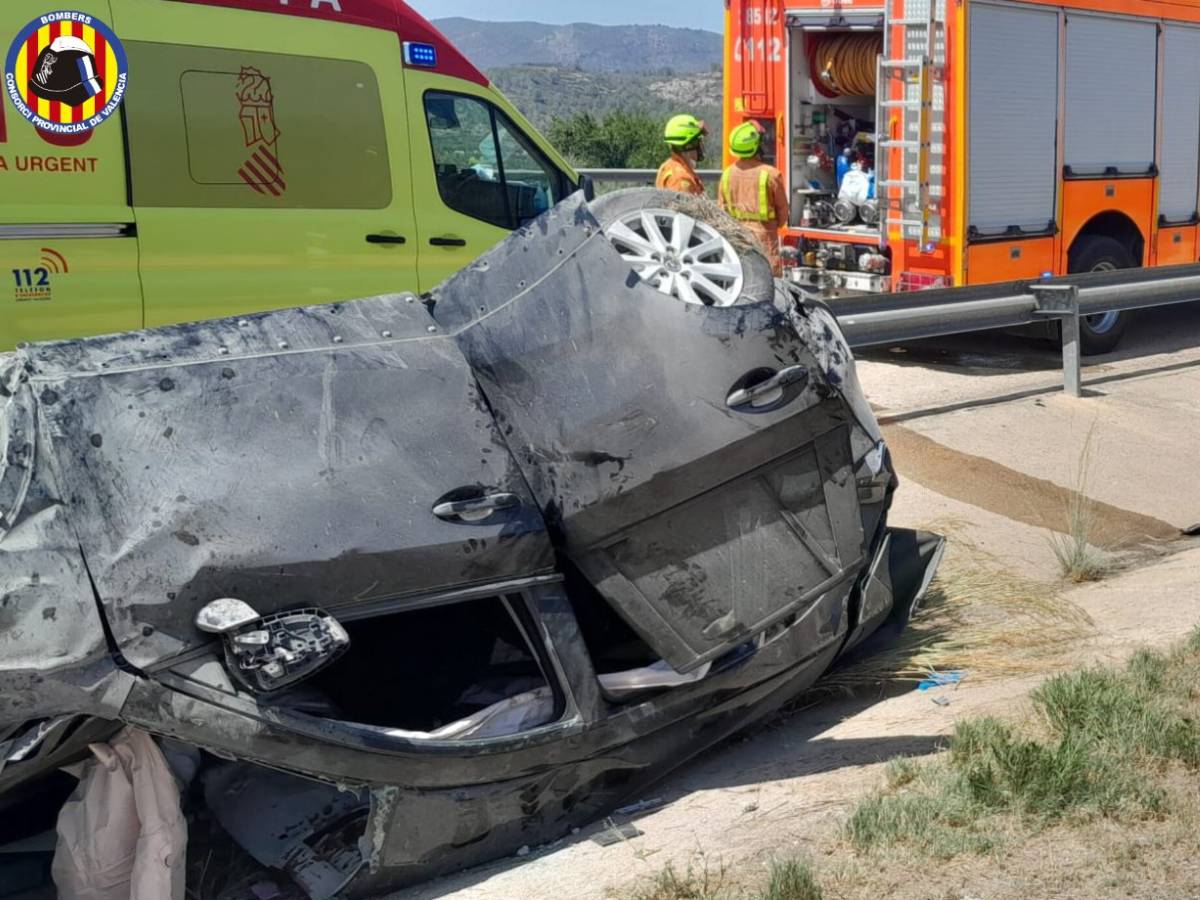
[405,69,579,291]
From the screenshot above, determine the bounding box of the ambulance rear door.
[0,1,142,351]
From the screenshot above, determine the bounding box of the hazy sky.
[410,1,725,33]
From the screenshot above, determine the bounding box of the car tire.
[589,188,775,308]
[1068,234,1134,355]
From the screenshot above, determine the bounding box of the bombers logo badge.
[4,11,128,135]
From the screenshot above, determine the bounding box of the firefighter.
[656,114,708,196]
[719,120,791,275]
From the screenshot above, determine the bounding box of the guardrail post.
[1032,284,1082,397]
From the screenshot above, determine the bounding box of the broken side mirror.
[196,599,350,694]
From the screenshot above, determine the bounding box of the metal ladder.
[875,0,946,251]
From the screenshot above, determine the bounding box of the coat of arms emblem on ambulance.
[236,66,286,197]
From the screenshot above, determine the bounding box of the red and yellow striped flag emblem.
[13,19,118,125]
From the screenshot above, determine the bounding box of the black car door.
[23,296,556,671]
[432,195,867,673]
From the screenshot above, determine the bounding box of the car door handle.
[366,233,407,245]
[429,236,468,247]
[726,365,810,411]
[432,492,521,523]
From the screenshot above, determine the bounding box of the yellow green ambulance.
[0,0,579,350]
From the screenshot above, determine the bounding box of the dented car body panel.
[0,193,943,893]
[0,365,134,730]
[21,299,556,669]
[432,216,869,673]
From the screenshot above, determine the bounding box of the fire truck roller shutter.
[1064,15,1157,177]
[968,3,1059,236]
[1159,25,1200,224]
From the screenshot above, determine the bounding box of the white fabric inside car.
[363,660,713,742]
[52,727,187,900]
[599,660,713,700]
[380,686,557,741]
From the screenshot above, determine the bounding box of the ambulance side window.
[494,111,561,224]
[124,43,392,210]
[424,91,567,229]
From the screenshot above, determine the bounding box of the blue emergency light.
[403,42,438,68]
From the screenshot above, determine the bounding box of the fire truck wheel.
[1068,235,1134,356]
[591,188,775,308]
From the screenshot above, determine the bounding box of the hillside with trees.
[433,20,725,169]
[491,66,724,166]
[433,18,721,74]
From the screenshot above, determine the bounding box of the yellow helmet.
[729,121,765,158]
[664,114,708,149]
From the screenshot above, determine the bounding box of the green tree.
[547,110,668,169]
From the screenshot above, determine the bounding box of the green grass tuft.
[884,756,923,790]
[847,636,1200,859]
[758,859,824,900]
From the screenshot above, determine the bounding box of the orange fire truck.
[724,0,1200,352]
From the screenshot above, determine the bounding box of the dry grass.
[1049,426,1115,583]
[814,531,1095,696]
[628,861,730,900]
[670,192,763,259]
[625,858,823,900]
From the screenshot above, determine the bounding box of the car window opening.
[560,559,716,702]
[276,594,563,741]
[563,558,661,676]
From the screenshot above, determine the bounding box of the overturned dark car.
[0,191,942,898]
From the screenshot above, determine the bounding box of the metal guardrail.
[578,168,722,185]
[823,265,1200,396]
[572,181,1196,395]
